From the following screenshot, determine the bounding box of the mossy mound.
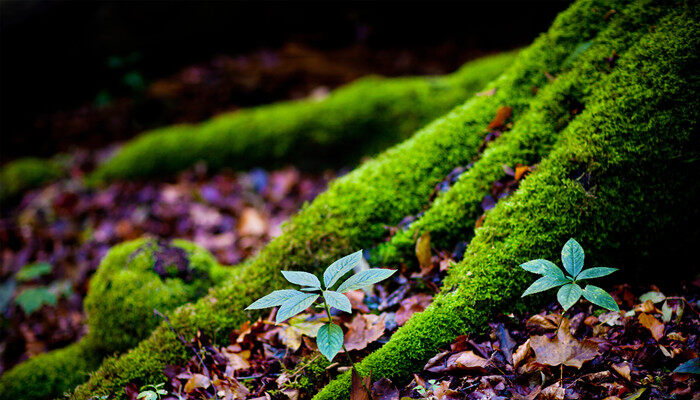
[0,157,63,201]
[67,0,697,398]
[0,239,228,400]
[88,52,515,182]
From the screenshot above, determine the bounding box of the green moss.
[282,355,332,396]
[0,157,63,201]
[70,1,628,398]
[0,239,227,400]
[315,4,699,398]
[88,52,516,182]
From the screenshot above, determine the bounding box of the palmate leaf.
[336,268,396,293]
[323,250,363,289]
[276,292,320,323]
[557,283,582,311]
[520,259,566,280]
[576,267,617,280]
[521,275,570,297]
[245,289,301,310]
[582,285,619,311]
[317,323,344,362]
[561,238,585,277]
[323,290,352,313]
[281,270,321,288]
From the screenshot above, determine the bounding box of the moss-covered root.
[315,7,699,398]
[70,2,627,398]
[88,52,517,183]
[373,0,669,266]
[0,239,228,400]
[0,157,63,201]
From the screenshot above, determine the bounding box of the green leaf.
[281,271,321,288]
[557,283,582,311]
[276,292,319,323]
[582,285,619,311]
[673,358,700,374]
[639,290,665,303]
[336,268,396,293]
[521,275,570,297]
[576,267,617,280]
[137,392,157,400]
[323,250,363,289]
[246,289,302,310]
[323,290,351,313]
[15,262,52,282]
[520,259,566,280]
[15,287,57,314]
[561,238,585,277]
[0,279,16,313]
[316,323,344,362]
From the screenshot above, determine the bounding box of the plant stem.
[555,310,566,336]
[322,301,373,399]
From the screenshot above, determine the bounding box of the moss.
[70,1,628,398]
[0,157,63,201]
[314,4,699,398]
[282,355,332,396]
[88,52,516,182]
[373,0,670,267]
[0,239,227,400]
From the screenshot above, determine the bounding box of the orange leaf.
[345,313,386,351]
[415,232,432,270]
[184,373,211,393]
[487,106,512,130]
[638,313,665,341]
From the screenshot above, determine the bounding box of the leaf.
[612,362,632,381]
[276,292,319,323]
[0,279,16,313]
[520,259,565,280]
[345,313,386,351]
[639,290,666,303]
[184,373,210,393]
[15,287,57,314]
[561,238,585,277]
[372,378,399,400]
[445,351,489,372]
[323,250,363,289]
[415,232,432,270]
[662,301,673,322]
[638,313,664,341]
[279,313,325,350]
[521,275,570,297]
[581,285,619,311]
[136,391,157,400]
[350,369,372,400]
[487,105,512,130]
[15,262,52,282]
[281,270,321,288]
[323,290,352,313]
[246,289,302,310]
[530,318,599,368]
[576,267,617,280]
[395,293,433,326]
[316,323,344,362]
[557,283,582,311]
[563,41,593,66]
[673,358,700,374]
[336,269,396,293]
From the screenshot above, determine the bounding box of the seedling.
[521,238,619,313]
[136,383,167,400]
[246,250,395,398]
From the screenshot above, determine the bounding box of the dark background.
[0,1,572,162]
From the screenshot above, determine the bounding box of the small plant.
[246,250,395,362]
[136,383,168,400]
[521,238,619,312]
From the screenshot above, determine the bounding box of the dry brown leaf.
[476,88,497,97]
[372,377,399,400]
[281,388,299,400]
[395,293,433,326]
[635,300,659,314]
[526,314,558,330]
[415,232,432,270]
[612,361,632,381]
[539,382,565,400]
[433,380,461,400]
[221,347,251,371]
[346,290,370,312]
[446,350,489,372]
[530,319,600,368]
[638,313,665,341]
[350,369,372,400]
[487,105,512,130]
[185,373,211,393]
[513,338,532,368]
[514,165,531,181]
[238,207,267,236]
[345,313,386,351]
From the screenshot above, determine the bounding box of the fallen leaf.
[446,350,489,372]
[512,338,532,368]
[638,313,664,341]
[530,319,600,368]
[395,293,432,326]
[351,369,372,400]
[539,382,565,400]
[487,106,512,130]
[345,313,386,351]
[372,377,399,400]
[492,322,517,364]
[639,290,665,303]
[514,165,531,181]
[415,232,432,270]
[612,362,632,381]
[185,373,211,393]
[433,380,460,400]
[221,347,251,371]
[476,88,497,97]
[635,300,658,314]
[346,290,370,312]
[526,314,558,330]
[238,207,267,236]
